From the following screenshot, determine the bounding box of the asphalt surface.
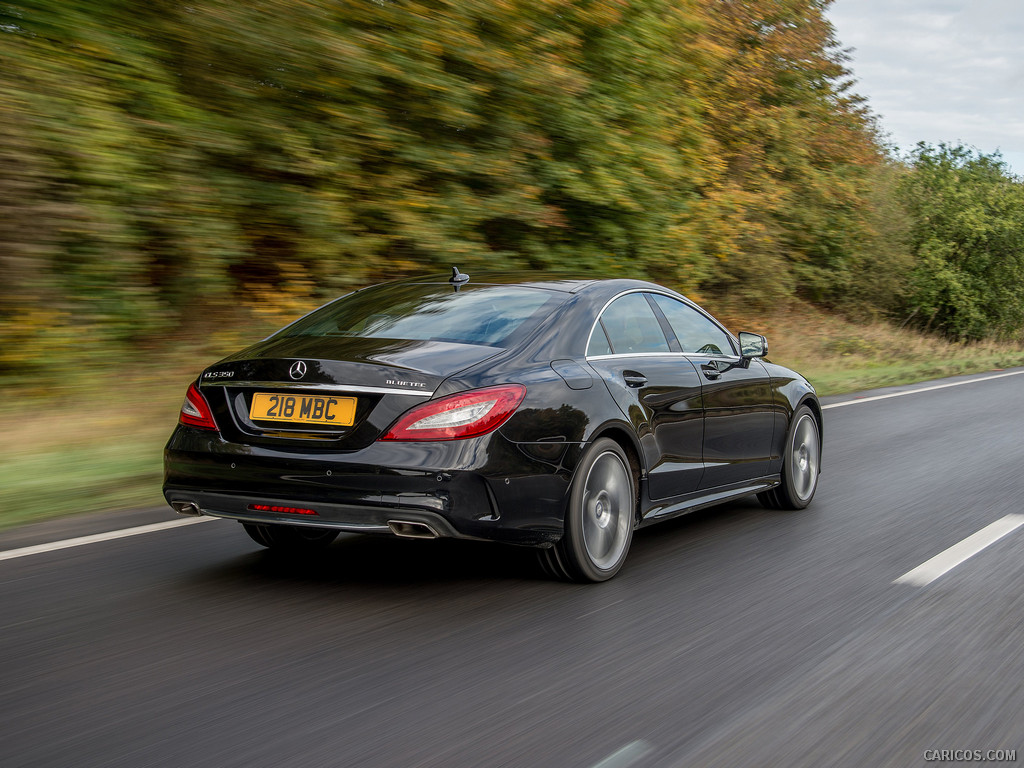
[2,369,1024,768]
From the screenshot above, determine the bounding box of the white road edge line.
[590,741,654,768]
[894,514,1024,587]
[821,369,1024,410]
[0,516,218,563]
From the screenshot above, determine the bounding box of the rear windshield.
[277,283,565,347]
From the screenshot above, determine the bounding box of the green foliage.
[0,0,722,378]
[898,144,1024,340]
[6,0,1020,385]
[691,0,882,306]
[840,160,914,319]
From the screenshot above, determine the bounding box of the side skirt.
[638,475,781,527]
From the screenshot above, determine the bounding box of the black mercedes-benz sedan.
[164,269,821,581]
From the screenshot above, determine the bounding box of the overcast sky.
[827,0,1024,177]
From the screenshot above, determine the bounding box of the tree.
[690,0,881,305]
[899,143,1024,340]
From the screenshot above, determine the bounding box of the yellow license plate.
[250,393,356,426]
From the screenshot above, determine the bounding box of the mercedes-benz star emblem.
[289,361,307,380]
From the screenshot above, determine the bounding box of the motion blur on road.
[2,371,1023,767]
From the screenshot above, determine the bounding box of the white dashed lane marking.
[895,515,1024,587]
[589,741,654,768]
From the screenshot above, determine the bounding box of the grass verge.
[4,304,1024,531]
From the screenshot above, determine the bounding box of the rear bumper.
[169,490,472,539]
[163,426,582,547]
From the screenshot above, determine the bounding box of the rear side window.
[591,293,671,355]
[278,284,563,348]
[587,325,613,357]
[650,294,734,355]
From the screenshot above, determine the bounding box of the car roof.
[387,270,674,296]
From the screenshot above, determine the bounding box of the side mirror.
[738,332,768,359]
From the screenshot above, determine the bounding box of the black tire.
[242,522,339,552]
[539,438,636,582]
[759,404,820,510]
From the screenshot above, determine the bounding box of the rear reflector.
[247,504,319,516]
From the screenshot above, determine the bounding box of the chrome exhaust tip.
[171,501,203,517]
[387,520,439,539]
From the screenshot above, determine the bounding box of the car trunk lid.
[198,336,502,447]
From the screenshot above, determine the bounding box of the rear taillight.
[179,382,218,431]
[379,384,526,441]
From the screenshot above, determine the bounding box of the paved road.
[2,370,1023,768]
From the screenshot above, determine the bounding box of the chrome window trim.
[587,352,680,361]
[584,289,738,359]
[586,351,741,362]
[686,351,742,361]
[199,381,435,397]
[584,289,673,358]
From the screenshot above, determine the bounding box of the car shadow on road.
[184,495,804,592]
[193,534,545,590]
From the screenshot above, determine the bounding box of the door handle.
[622,371,648,388]
[701,364,721,380]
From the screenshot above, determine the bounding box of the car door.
[585,292,705,499]
[648,294,775,489]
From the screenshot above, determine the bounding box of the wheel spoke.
[604,465,626,503]
[580,452,632,570]
[590,460,615,496]
[791,414,819,501]
[586,515,610,559]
